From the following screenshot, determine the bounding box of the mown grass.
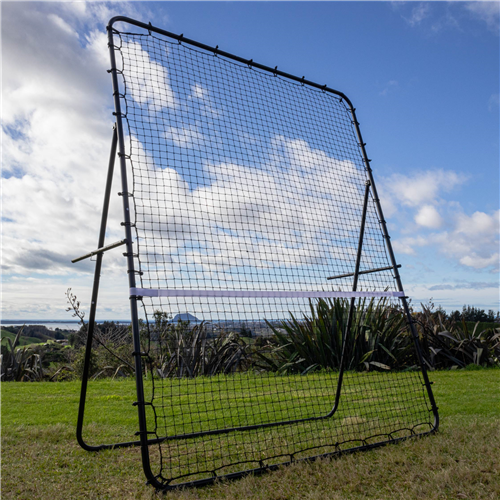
[2,368,499,499]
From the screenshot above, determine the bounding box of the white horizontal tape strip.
[130,288,405,299]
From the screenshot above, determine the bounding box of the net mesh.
[109,27,434,487]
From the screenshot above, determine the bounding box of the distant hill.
[172,313,199,323]
[1,324,68,341]
[1,329,45,347]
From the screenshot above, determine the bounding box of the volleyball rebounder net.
[74,17,439,491]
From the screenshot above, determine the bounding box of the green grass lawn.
[2,368,499,499]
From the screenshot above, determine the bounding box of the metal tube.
[159,426,434,491]
[71,239,128,263]
[76,125,118,451]
[327,264,401,281]
[331,181,372,415]
[107,17,353,105]
[106,25,156,484]
[348,108,439,432]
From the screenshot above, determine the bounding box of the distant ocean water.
[1,320,131,331]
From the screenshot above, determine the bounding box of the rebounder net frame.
[76,16,439,491]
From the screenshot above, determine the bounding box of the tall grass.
[415,304,500,369]
[3,301,499,384]
[260,298,500,374]
[261,298,411,373]
[144,312,252,378]
[0,326,44,381]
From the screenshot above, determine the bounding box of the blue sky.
[2,1,499,320]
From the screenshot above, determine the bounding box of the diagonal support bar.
[331,180,372,414]
[350,109,440,432]
[76,125,119,452]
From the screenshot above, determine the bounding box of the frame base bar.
[155,425,436,491]
[130,288,405,298]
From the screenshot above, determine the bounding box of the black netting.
[108,26,435,488]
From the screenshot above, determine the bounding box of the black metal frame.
[75,16,439,490]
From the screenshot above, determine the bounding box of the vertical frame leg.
[107,23,156,485]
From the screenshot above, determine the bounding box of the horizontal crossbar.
[72,239,128,263]
[130,288,404,298]
[327,264,401,281]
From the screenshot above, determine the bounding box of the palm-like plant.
[0,327,44,381]
[260,298,410,374]
[149,312,251,378]
[416,304,500,369]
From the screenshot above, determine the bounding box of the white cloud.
[47,13,78,37]
[165,124,206,149]
[2,2,496,320]
[414,204,443,229]
[385,166,498,271]
[130,134,372,287]
[1,3,149,318]
[455,210,499,237]
[121,40,178,110]
[1,275,130,321]
[393,1,499,35]
[380,80,399,97]
[408,3,431,26]
[4,3,382,320]
[488,93,500,112]
[428,282,499,291]
[189,83,221,118]
[405,282,499,312]
[396,210,500,271]
[459,253,499,269]
[191,84,209,100]
[383,169,466,208]
[392,236,429,256]
[438,210,500,271]
[396,2,432,27]
[465,1,500,33]
[3,11,108,127]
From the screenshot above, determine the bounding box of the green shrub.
[259,298,411,374]
[145,311,252,378]
[0,327,44,381]
[415,304,500,369]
